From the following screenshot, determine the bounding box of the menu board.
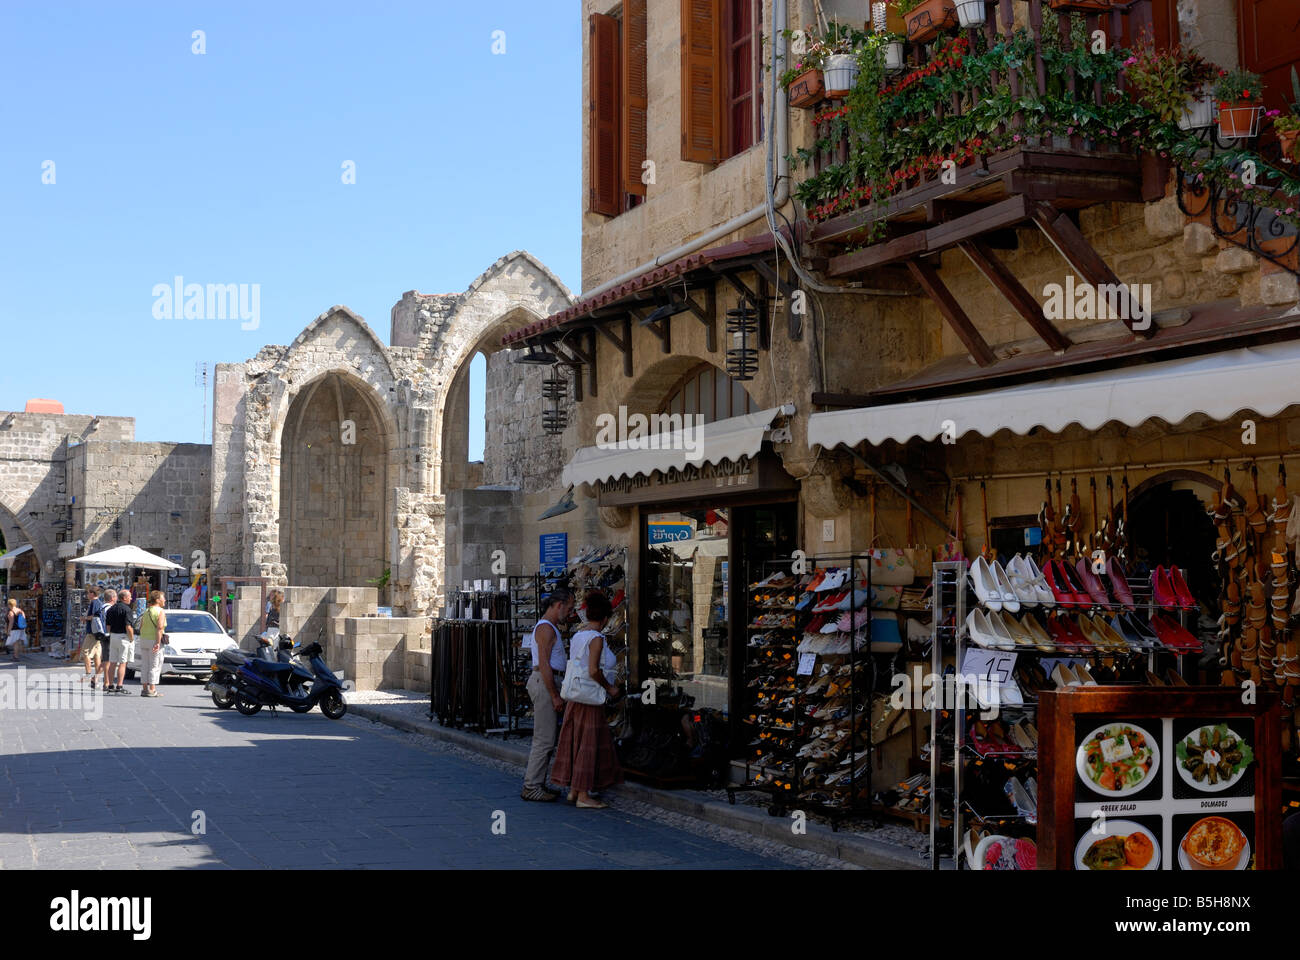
[1037,688,1281,871]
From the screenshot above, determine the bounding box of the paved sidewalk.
[0,656,860,869]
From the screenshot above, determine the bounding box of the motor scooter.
[207,634,310,710]
[232,636,347,719]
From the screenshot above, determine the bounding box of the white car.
[129,610,238,679]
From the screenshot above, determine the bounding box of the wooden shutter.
[622,0,649,196]
[1238,0,1300,115]
[681,0,723,164]
[590,13,622,217]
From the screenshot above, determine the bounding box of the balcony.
[786,0,1299,363]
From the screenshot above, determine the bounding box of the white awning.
[0,544,33,569]
[69,545,186,571]
[563,404,793,487]
[809,342,1300,449]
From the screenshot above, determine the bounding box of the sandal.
[576,800,608,809]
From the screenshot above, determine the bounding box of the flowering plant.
[1123,40,1217,123]
[1213,67,1264,106]
[776,23,865,88]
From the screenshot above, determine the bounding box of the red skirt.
[550,702,624,793]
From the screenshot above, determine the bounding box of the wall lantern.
[541,367,570,435]
[725,299,759,382]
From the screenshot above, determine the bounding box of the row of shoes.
[966,607,1201,654]
[804,609,872,635]
[968,718,1037,756]
[802,567,853,593]
[749,612,796,629]
[749,570,797,590]
[571,545,623,566]
[806,586,871,614]
[797,632,857,655]
[753,591,797,608]
[970,553,1156,612]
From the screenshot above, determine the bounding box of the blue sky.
[0,1,580,452]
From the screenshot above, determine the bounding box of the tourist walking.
[520,586,573,802]
[103,589,136,694]
[138,591,167,698]
[5,598,26,659]
[82,586,107,688]
[550,590,623,808]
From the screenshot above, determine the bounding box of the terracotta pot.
[1218,101,1262,139]
[903,0,958,45]
[787,69,825,108]
[1279,128,1299,162]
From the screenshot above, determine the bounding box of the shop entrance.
[1127,476,1219,612]
[638,499,798,715]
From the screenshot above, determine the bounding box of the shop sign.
[595,454,798,506]
[647,523,694,544]
[539,533,568,574]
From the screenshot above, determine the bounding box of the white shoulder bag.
[560,633,607,706]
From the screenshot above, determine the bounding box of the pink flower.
[1288,207,1297,215]
[1013,134,1022,142]
[1266,109,1281,118]
[1124,56,1137,66]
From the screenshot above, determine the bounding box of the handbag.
[935,487,967,563]
[857,548,915,586]
[868,612,903,652]
[560,632,607,706]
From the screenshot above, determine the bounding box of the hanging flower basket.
[1177,87,1216,130]
[954,0,987,28]
[824,54,860,97]
[787,68,825,108]
[1218,101,1263,139]
[884,40,905,73]
[903,0,958,45]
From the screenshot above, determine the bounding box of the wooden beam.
[925,195,1033,252]
[1031,201,1155,338]
[594,318,633,377]
[960,240,1071,354]
[1010,170,1144,204]
[669,288,716,352]
[828,230,928,277]
[905,258,997,367]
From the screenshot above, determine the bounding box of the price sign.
[959,647,1022,708]
[796,652,817,676]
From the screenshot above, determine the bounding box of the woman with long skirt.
[551,590,623,808]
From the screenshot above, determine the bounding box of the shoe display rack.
[506,574,542,735]
[643,544,687,699]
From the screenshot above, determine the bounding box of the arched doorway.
[277,372,392,590]
[1127,470,1220,612]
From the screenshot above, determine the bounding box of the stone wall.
[0,412,134,579]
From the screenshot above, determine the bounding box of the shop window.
[661,363,756,424]
[680,0,763,164]
[589,1,649,217]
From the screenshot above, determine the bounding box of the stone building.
[499,0,1300,791]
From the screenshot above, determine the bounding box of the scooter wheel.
[235,695,262,716]
[320,689,347,720]
[211,688,237,710]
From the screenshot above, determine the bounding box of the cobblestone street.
[0,658,842,870]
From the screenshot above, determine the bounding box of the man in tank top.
[521,587,574,801]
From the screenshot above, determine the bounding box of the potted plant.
[894,0,957,46]
[777,27,829,108]
[1121,41,1218,128]
[1214,67,1265,138]
[1276,67,1300,162]
[823,30,861,97]
[954,0,988,28]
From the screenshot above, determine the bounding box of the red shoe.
[1074,558,1112,608]
[804,570,826,592]
[1168,566,1197,610]
[610,589,625,609]
[1151,566,1179,609]
[1045,614,1080,654]
[1105,557,1136,611]
[1055,560,1093,608]
[1061,615,1094,653]
[1043,561,1085,608]
[1151,613,1200,652]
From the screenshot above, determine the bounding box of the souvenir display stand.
[1038,686,1281,870]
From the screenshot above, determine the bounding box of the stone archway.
[277,370,394,590]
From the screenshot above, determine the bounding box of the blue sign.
[648,523,693,544]
[539,533,568,573]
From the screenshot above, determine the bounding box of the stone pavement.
[0,656,850,869]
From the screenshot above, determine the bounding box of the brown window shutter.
[590,13,622,217]
[680,0,723,164]
[622,0,649,196]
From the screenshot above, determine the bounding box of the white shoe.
[1051,663,1080,688]
[989,560,1021,613]
[967,608,1015,651]
[1011,554,1056,607]
[968,556,1003,611]
[1004,562,1039,608]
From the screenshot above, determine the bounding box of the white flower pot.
[955,0,987,27]
[884,41,905,74]
[823,54,859,97]
[1177,89,1216,131]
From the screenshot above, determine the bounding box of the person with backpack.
[5,598,27,659]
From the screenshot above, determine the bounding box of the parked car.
[129,610,238,680]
